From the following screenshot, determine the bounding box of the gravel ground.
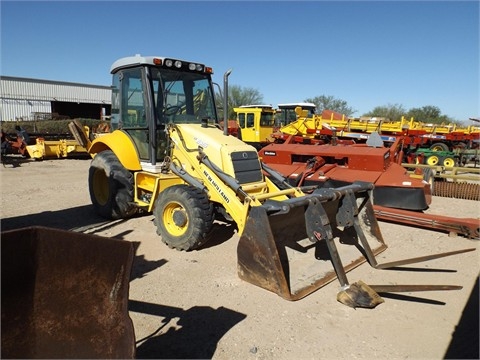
[1,157,479,359]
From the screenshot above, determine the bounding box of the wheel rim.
[426,176,434,192]
[443,157,455,167]
[163,202,189,236]
[426,155,439,166]
[92,168,109,206]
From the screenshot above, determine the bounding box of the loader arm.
[168,123,304,234]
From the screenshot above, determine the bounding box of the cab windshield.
[151,68,217,124]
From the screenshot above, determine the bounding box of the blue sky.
[1,1,478,121]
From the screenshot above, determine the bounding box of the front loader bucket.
[237,183,387,301]
[1,226,136,359]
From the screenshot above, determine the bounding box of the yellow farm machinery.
[25,137,88,160]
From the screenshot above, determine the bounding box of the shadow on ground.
[444,275,480,359]
[1,207,168,282]
[129,300,246,359]
[1,204,107,232]
[1,204,247,359]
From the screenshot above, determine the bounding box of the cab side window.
[260,113,274,127]
[121,68,146,128]
[238,113,246,128]
[119,68,149,160]
[246,113,254,128]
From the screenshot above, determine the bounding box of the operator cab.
[276,102,316,126]
[110,55,218,168]
[237,105,275,127]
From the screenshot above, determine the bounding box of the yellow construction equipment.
[233,105,277,149]
[279,105,480,137]
[70,55,473,307]
[25,137,88,160]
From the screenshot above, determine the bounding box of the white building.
[0,76,111,122]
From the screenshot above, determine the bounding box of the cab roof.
[277,102,316,109]
[111,55,165,73]
[110,54,207,74]
[239,105,273,109]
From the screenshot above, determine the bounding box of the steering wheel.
[164,105,181,116]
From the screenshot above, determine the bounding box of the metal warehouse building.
[0,76,111,122]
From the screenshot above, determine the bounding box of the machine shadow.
[0,204,149,233]
[200,221,238,249]
[444,275,480,359]
[1,206,168,282]
[130,241,168,281]
[130,300,247,359]
[1,155,31,168]
[1,204,110,232]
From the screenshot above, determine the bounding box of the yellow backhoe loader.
[70,55,473,308]
[233,104,277,149]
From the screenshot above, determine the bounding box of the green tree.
[362,103,406,121]
[215,85,264,119]
[304,95,356,116]
[406,105,456,124]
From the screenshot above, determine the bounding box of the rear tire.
[88,150,137,219]
[153,185,214,251]
[430,142,449,152]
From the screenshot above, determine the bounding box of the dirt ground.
[1,157,479,360]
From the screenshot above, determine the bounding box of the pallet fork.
[238,181,475,308]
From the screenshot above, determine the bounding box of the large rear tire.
[430,142,449,152]
[153,185,214,251]
[88,150,137,219]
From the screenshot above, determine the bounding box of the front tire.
[153,185,214,251]
[88,150,137,219]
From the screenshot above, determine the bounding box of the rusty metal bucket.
[1,226,136,359]
[237,182,388,301]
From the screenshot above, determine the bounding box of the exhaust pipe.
[223,68,233,136]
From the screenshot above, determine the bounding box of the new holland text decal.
[203,170,230,203]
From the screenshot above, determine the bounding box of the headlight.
[174,61,182,68]
[165,59,173,67]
